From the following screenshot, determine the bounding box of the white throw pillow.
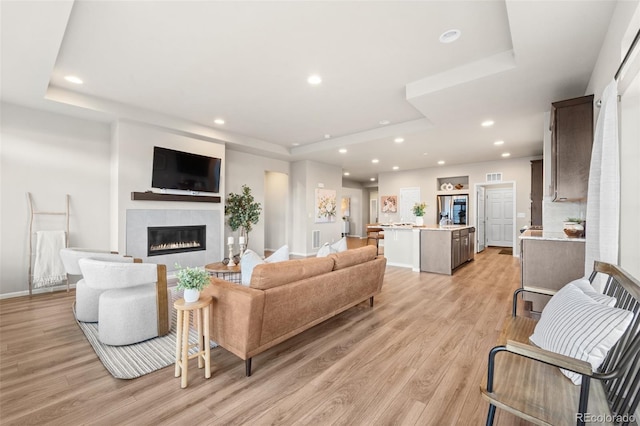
[240,249,264,286]
[240,245,290,286]
[316,243,332,258]
[529,283,633,385]
[266,245,289,262]
[570,278,616,307]
[316,238,347,257]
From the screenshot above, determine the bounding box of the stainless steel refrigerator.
[437,194,469,225]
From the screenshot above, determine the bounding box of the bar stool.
[366,225,384,255]
[174,295,212,388]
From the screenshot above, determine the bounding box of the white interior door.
[486,188,513,247]
[477,186,486,252]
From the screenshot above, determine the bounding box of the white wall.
[265,171,289,251]
[290,160,343,256]
[585,0,640,279]
[225,150,290,256]
[0,103,111,296]
[379,156,536,255]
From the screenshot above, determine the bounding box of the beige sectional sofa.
[201,245,386,376]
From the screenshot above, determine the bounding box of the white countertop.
[379,224,473,231]
[519,229,585,242]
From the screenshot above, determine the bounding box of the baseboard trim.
[0,283,76,299]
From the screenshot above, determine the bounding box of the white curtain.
[585,79,620,291]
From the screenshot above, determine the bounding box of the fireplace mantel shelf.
[131,192,221,203]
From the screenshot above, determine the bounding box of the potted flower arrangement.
[412,202,427,226]
[175,264,210,303]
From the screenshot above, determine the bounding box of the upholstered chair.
[78,258,171,346]
[60,248,134,322]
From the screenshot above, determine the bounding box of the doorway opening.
[474,181,516,254]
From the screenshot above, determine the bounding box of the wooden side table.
[173,295,212,388]
[205,262,241,283]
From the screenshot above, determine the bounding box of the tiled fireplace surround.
[126,209,222,271]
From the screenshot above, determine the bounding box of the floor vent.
[312,230,321,249]
[486,172,503,182]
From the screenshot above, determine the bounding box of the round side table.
[205,262,242,283]
[173,295,212,388]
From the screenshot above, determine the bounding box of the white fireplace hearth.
[126,209,222,271]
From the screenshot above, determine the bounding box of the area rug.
[74,288,217,379]
[499,248,513,255]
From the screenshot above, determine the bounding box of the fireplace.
[147,225,206,257]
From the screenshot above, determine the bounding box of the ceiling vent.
[486,172,503,182]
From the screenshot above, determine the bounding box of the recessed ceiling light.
[379,120,390,125]
[292,143,300,146]
[339,148,347,154]
[214,118,225,125]
[372,159,379,164]
[502,152,511,157]
[64,75,83,84]
[392,166,399,170]
[307,74,322,85]
[481,120,495,127]
[437,160,445,165]
[423,152,429,156]
[439,29,461,44]
[494,140,504,145]
[344,172,350,176]
[394,137,404,143]
[324,134,331,139]
[370,177,376,181]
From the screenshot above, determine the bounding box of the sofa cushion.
[241,246,290,286]
[529,283,633,385]
[329,245,377,271]
[250,257,334,290]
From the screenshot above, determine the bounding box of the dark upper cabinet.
[550,94,594,202]
[530,159,543,226]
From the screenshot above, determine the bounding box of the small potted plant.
[175,264,210,303]
[563,217,585,238]
[412,202,427,226]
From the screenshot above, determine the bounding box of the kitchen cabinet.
[452,230,461,269]
[420,226,474,275]
[520,232,585,312]
[550,95,594,201]
[530,159,543,226]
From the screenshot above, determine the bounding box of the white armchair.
[78,258,171,346]
[60,248,134,322]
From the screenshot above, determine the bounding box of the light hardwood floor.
[0,247,531,425]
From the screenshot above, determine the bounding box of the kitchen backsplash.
[542,200,585,233]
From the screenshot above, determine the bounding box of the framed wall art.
[315,188,337,223]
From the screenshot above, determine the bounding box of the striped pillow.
[570,278,616,307]
[529,283,633,385]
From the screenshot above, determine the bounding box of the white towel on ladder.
[33,230,67,288]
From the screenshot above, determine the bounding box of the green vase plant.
[175,263,210,303]
[412,202,427,217]
[225,184,262,247]
[175,264,210,292]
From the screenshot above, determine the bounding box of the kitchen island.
[420,225,475,275]
[381,224,475,275]
[520,229,585,311]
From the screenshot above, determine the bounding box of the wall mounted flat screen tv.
[152,146,221,193]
